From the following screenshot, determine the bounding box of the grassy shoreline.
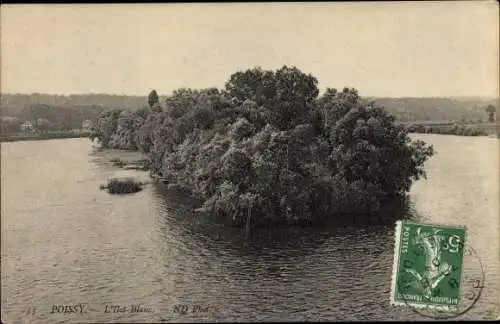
[0,131,90,142]
[401,122,498,137]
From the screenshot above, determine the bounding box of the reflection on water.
[151,182,399,322]
[1,135,499,323]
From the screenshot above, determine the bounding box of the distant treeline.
[0,104,105,133]
[0,93,150,113]
[1,93,497,128]
[0,131,90,142]
[0,93,163,134]
[369,97,498,123]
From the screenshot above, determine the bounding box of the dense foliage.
[90,66,435,226]
[89,106,152,149]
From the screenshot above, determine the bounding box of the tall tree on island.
[148,90,162,113]
[485,104,497,123]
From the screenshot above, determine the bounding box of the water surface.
[1,134,498,322]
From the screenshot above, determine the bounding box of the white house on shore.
[82,120,92,131]
[20,121,35,133]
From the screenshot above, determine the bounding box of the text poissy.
[51,304,87,314]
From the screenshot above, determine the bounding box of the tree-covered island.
[90,66,435,228]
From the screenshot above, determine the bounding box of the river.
[1,134,498,322]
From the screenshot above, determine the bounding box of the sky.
[1,2,499,98]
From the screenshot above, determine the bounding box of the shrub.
[101,178,143,194]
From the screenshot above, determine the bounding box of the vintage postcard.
[1,2,499,323]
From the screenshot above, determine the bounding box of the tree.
[485,105,497,123]
[270,65,319,130]
[148,90,161,112]
[224,67,276,107]
[89,109,122,147]
[225,65,319,130]
[0,117,21,134]
[109,111,137,149]
[36,118,52,133]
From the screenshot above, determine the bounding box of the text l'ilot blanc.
[104,304,154,313]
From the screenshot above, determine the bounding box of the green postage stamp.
[390,220,467,310]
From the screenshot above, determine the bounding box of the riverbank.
[0,131,90,142]
[402,122,498,137]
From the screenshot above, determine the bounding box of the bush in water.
[101,178,143,195]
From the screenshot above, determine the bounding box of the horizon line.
[1,92,498,100]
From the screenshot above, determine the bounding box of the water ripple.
[1,136,498,323]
